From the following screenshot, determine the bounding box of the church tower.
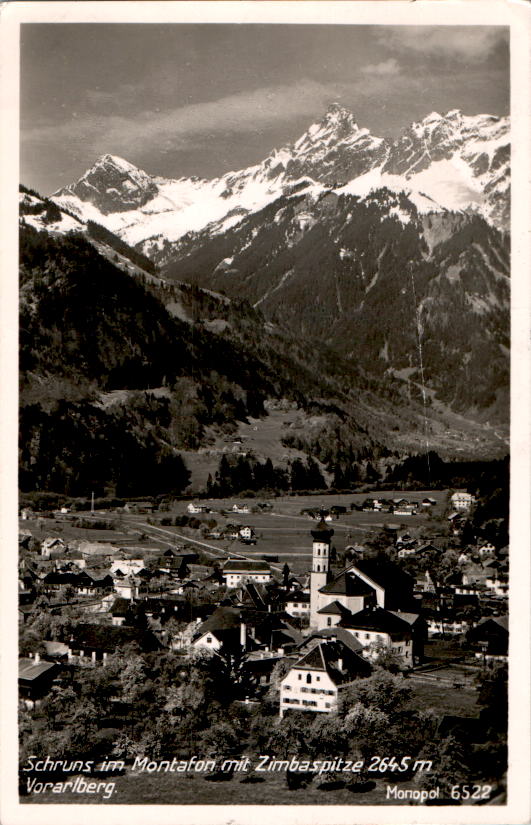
[309,517,334,628]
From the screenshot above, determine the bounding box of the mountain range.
[19,105,510,494]
[51,105,510,256]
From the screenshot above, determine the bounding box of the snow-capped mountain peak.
[49,105,510,255]
[55,153,158,216]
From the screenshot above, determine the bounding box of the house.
[110,559,145,576]
[222,559,271,588]
[467,616,508,660]
[401,542,442,559]
[67,623,162,663]
[187,503,210,514]
[78,541,119,558]
[282,591,311,619]
[279,638,371,717]
[420,498,437,508]
[394,505,417,516]
[427,617,470,637]
[157,548,199,571]
[485,576,509,598]
[20,508,35,520]
[232,504,251,515]
[477,542,496,557]
[112,574,141,600]
[124,501,156,514]
[110,597,133,626]
[338,606,421,667]
[239,526,256,541]
[42,570,113,596]
[192,606,301,655]
[192,609,256,654]
[19,656,58,706]
[451,491,476,511]
[398,546,419,559]
[41,537,66,558]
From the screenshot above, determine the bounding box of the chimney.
[240,622,246,649]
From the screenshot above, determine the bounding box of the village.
[18,487,508,804]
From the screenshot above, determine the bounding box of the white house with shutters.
[279,638,370,717]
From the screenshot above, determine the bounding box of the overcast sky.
[20,24,509,195]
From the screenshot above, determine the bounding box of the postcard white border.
[1,3,530,825]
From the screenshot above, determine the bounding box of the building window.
[306,673,312,684]
[327,618,332,627]
[298,674,302,680]
[365,633,370,639]
[316,676,320,682]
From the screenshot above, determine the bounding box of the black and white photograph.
[1,2,530,823]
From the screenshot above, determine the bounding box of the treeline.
[86,220,157,275]
[207,455,326,497]
[19,184,62,224]
[19,399,191,498]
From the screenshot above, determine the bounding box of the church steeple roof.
[311,517,334,542]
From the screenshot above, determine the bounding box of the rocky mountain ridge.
[51,105,510,261]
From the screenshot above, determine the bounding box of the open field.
[138,490,448,574]
[21,489,450,576]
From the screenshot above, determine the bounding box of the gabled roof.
[317,600,351,616]
[299,627,364,655]
[291,640,370,683]
[340,607,412,635]
[388,611,423,626]
[19,658,56,681]
[110,597,131,617]
[475,615,509,633]
[319,571,375,597]
[351,559,414,591]
[295,645,327,671]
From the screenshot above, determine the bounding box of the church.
[308,518,424,666]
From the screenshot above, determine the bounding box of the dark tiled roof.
[223,560,270,573]
[353,559,414,591]
[19,658,57,681]
[293,640,370,683]
[319,571,375,597]
[388,611,423,626]
[340,607,412,635]
[299,627,363,654]
[110,597,131,617]
[473,615,509,634]
[317,600,351,616]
